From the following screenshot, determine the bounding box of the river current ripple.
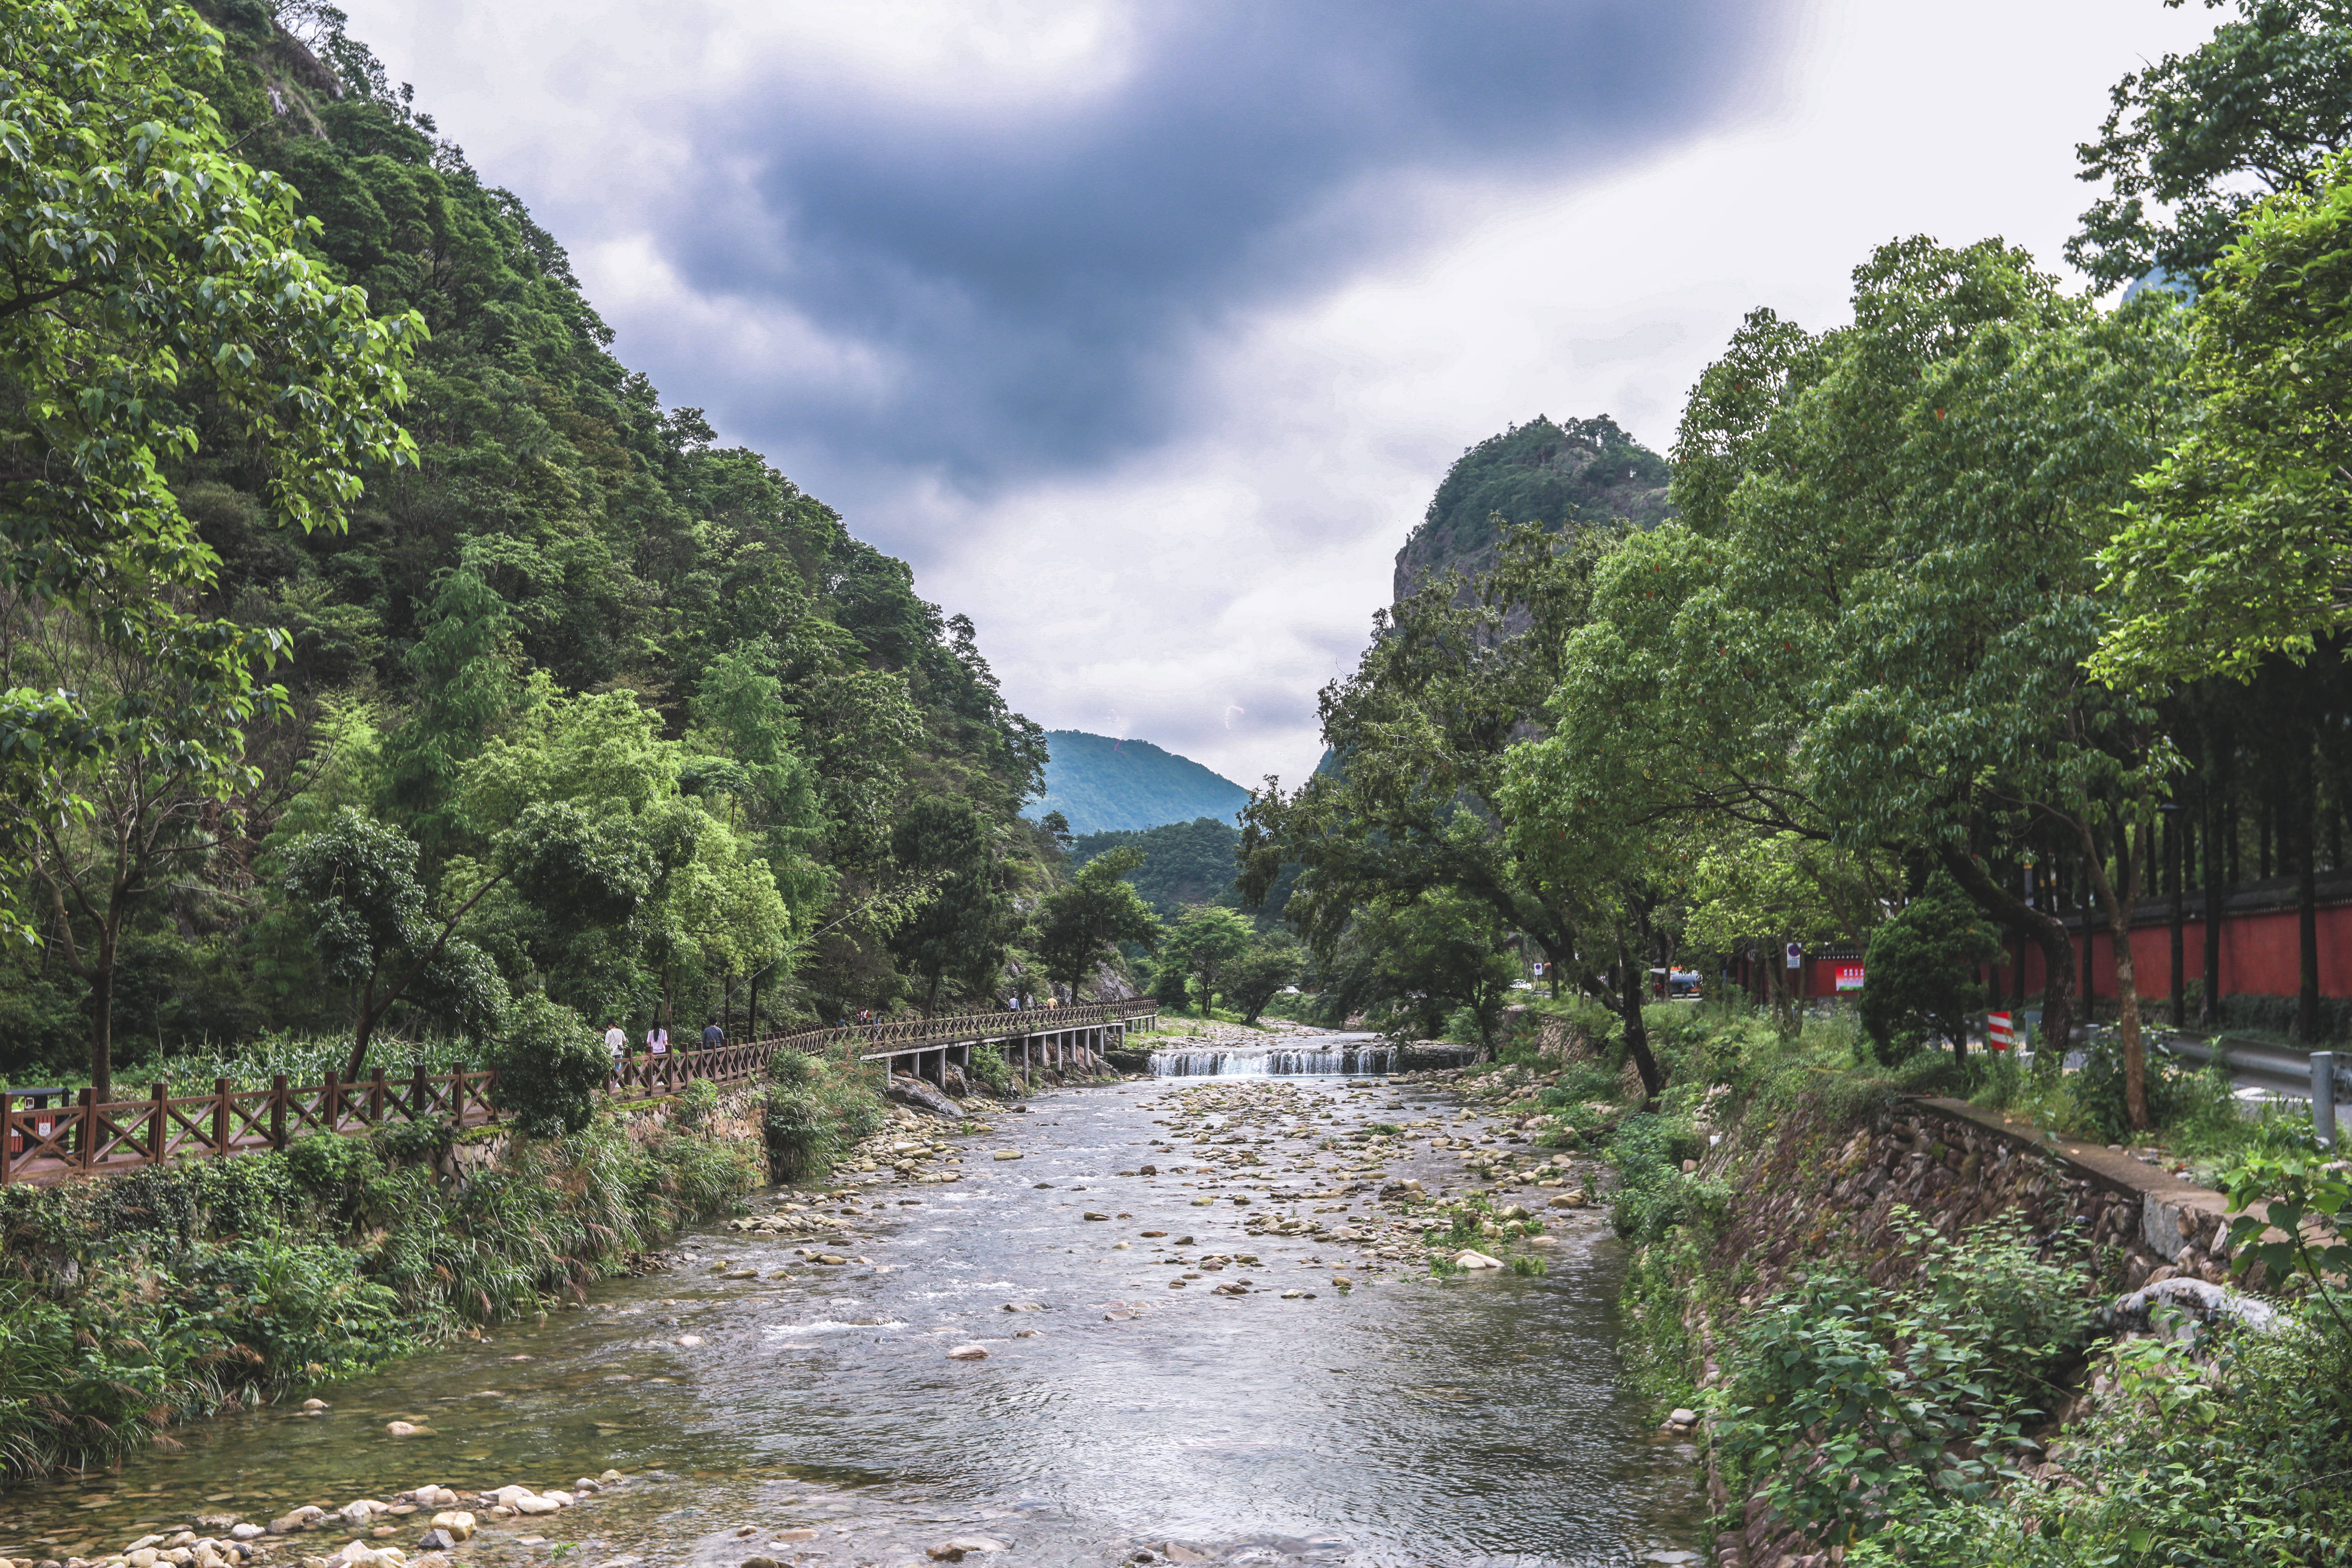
[2,1073,1704,1568]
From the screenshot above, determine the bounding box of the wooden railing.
[0,997,1158,1187]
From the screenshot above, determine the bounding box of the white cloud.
[338,0,2219,791]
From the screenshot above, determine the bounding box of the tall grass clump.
[761,1050,888,1181]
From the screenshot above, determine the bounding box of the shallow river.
[2,1072,1703,1568]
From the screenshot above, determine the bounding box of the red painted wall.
[1993,902,2352,1000]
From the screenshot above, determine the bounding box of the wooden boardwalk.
[0,998,1158,1187]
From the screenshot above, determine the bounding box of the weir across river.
[0,998,1160,1186]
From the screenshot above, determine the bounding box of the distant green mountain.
[1032,731,1251,835]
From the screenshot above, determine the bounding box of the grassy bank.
[0,1086,777,1478]
[1508,997,2352,1563]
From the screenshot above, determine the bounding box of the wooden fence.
[0,998,1158,1187]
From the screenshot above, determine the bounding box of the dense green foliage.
[1858,872,2002,1064]
[2099,146,2352,682]
[0,1098,761,1475]
[760,1047,887,1182]
[1070,817,1245,917]
[0,1,1059,1085]
[2070,0,2352,290]
[1032,731,1250,836]
[1714,1216,2097,1547]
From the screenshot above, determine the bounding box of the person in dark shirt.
[702,1018,724,1049]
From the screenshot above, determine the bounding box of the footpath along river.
[1,1067,1704,1568]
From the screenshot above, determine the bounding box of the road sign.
[1786,942,1801,970]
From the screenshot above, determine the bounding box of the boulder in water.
[887,1074,962,1119]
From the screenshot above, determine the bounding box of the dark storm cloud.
[660,0,1795,492]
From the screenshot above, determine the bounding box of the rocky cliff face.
[1392,414,1673,604]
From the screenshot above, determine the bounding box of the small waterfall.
[1149,1045,1399,1077]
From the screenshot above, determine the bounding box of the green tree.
[0,0,420,950]
[1224,932,1306,1025]
[1315,892,1519,1049]
[1162,906,1253,1015]
[2069,0,2352,290]
[1030,846,1159,1000]
[2098,149,2352,684]
[486,989,611,1138]
[1240,526,1616,993]
[888,798,1010,1015]
[379,565,515,858]
[1858,872,2003,1066]
[1521,239,2189,1124]
[278,806,511,1073]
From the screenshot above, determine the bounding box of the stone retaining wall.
[1701,1095,2232,1303]
[1695,1093,2238,1568]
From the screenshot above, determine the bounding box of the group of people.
[597,1017,728,1085]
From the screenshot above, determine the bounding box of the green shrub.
[2071,1032,2239,1144]
[2217,990,2352,1043]
[968,1041,1015,1095]
[762,1050,887,1182]
[1712,1211,2093,1547]
[487,991,612,1136]
[1854,1308,2352,1567]
[1610,1111,1720,1243]
[0,1085,761,1478]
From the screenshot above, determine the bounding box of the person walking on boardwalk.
[646,1021,670,1088]
[602,1021,626,1077]
[703,1017,724,1050]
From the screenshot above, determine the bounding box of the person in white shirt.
[602,1023,626,1076]
[645,1023,670,1087]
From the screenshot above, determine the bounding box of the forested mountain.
[1391,414,1671,603]
[1032,731,1250,835]
[1069,818,1244,919]
[0,3,1050,1079]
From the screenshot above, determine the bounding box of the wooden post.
[326,1070,344,1134]
[271,1074,288,1150]
[78,1086,95,1169]
[410,1061,429,1123]
[0,1083,12,1186]
[214,1078,231,1155]
[369,1067,386,1124]
[150,1082,167,1164]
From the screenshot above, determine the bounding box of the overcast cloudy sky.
[338,0,2216,791]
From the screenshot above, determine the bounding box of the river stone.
[300,1399,330,1412]
[945,1343,990,1359]
[741,1558,785,1568]
[425,1516,472,1542]
[993,1150,1023,1161]
[412,1537,451,1555]
[1452,1249,1504,1270]
[772,1530,817,1542]
[944,1539,1007,1554]
[676,1335,705,1346]
[1667,1408,1698,1427]
[384,1422,425,1437]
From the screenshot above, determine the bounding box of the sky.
[336,0,2219,792]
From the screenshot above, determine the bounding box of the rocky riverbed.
[1,1066,1701,1568]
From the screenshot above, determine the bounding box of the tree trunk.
[1937,846,2075,1074]
[88,956,115,1106]
[1614,936,1664,1101]
[2078,810,2150,1131]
